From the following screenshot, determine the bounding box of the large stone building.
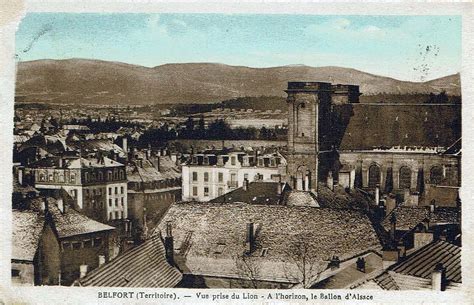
[285,82,461,206]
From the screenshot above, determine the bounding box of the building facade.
[182,150,286,202]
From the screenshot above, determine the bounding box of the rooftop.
[12,210,45,261]
[76,235,182,287]
[209,181,288,205]
[154,203,381,284]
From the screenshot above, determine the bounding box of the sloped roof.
[77,235,182,287]
[66,139,124,157]
[126,157,181,183]
[209,181,287,205]
[353,241,461,290]
[12,210,45,261]
[48,201,115,238]
[281,190,319,207]
[30,156,124,169]
[155,203,381,282]
[339,104,461,151]
[381,206,460,232]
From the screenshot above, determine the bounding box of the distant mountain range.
[15,59,461,105]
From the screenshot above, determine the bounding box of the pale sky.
[16,13,461,81]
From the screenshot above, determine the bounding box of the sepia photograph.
[1,2,472,303]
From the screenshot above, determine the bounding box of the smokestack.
[432,263,446,291]
[164,221,174,266]
[79,265,88,278]
[243,178,249,191]
[246,222,254,254]
[98,255,106,267]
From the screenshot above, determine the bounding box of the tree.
[234,253,261,288]
[284,236,326,288]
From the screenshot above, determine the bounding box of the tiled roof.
[77,235,182,287]
[29,156,124,169]
[155,203,381,283]
[317,184,372,210]
[281,190,319,207]
[12,210,45,261]
[381,206,460,232]
[48,201,115,238]
[391,240,461,282]
[12,175,38,195]
[339,104,461,151]
[66,139,124,157]
[126,157,180,183]
[209,181,287,205]
[355,240,461,290]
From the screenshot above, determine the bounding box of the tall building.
[26,156,128,223]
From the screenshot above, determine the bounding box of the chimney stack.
[390,213,397,241]
[164,221,174,266]
[79,265,88,278]
[375,185,380,205]
[432,263,446,291]
[98,255,106,267]
[122,137,128,153]
[243,178,249,191]
[277,178,282,195]
[17,167,24,186]
[246,222,255,254]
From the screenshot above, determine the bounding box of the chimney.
[277,179,282,195]
[58,157,63,168]
[375,185,380,205]
[243,178,249,191]
[155,156,161,172]
[356,257,366,273]
[79,265,88,278]
[122,137,128,153]
[432,263,446,291]
[17,167,24,186]
[56,198,64,213]
[390,213,397,241]
[382,247,400,269]
[327,171,334,191]
[98,255,106,267]
[246,222,255,254]
[164,221,174,266]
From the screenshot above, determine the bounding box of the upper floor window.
[218,172,224,183]
[231,156,236,165]
[204,172,209,182]
[192,172,198,182]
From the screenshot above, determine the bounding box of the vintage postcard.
[0,1,473,304]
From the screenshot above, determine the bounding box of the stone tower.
[285,82,333,194]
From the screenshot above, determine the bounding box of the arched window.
[430,166,443,184]
[399,166,412,189]
[368,164,381,188]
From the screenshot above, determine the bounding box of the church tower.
[285,82,333,194]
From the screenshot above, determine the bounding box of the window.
[121,186,124,194]
[11,269,20,277]
[70,173,76,183]
[192,186,198,196]
[115,198,118,207]
[108,187,112,195]
[121,197,124,205]
[204,187,209,196]
[115,211,119,219]
[49,174,53,181]
[399,166,412,189]
[98,172,103,181]
[108,198,112,206]
[121,211,124,219]
[368,164,381,188]
[83,239,93,248]
[192,172,198,182]
[115,187,118,194]
[231,156,236,165]
[218,172,223,183]
[84,172,89,182]
[72,242,82,250]
[430,166,443,184]
[94,238,103,247]
[108,212,113,220]
[62,242,70,250]
[218,187,224,196]
[204,172,209,182]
